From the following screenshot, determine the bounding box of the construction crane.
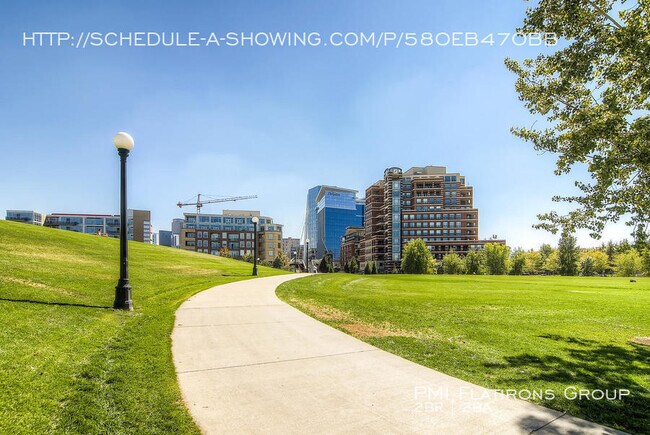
[177,194,258,221]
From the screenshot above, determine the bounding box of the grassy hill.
[277,274,650,433]
[0,220,286,434]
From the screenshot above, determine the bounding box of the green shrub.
[442,251,465,274]
[464,250,485,274]
[401,239,435,274]
[615,250,642,277]
[485,243,510,275]
[509,249,526,275]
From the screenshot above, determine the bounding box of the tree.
[442,251,465,274]
[604,240,617,264]
[343,261,350,273]
[464,250,485,275]
[318,254,334,273]
[641,248,650,276]
[543,250,560,275]
[509,249,526,275]
[539,243,554,262]
[484,243,510,275]
[580,249,609,275]
[505,1,650,239]
[524,250,542,275]
[364,262,371,274]
[581,256,596,276]
[218,246,231,258]
[401,239,435,274]
[558,232,580,276]
[633,225,649,252]
[349,257,359,274]
[371,261,378,274]
[272,251,289,270]
[537,244,555,273]
[615,250,642,277]
[617,239,632,253]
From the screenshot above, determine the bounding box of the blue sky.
[0,0,631,249]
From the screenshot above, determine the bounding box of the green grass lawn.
[277,274,650,433]
[0,220,286,434]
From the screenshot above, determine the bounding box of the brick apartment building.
[339,226,364,266]
[360,166,505,272]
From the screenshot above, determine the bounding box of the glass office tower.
[304,186,322,261]
[305,185,364,262]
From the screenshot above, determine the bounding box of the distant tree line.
[414,235,649,277]
[337,235,650,277]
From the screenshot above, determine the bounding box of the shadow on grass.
[486,334,649,433]
[0,297,112,309]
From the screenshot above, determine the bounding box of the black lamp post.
[252,216,259,276]
[305,238,310,273]
[113,132,134,310]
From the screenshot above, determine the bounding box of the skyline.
[0,0,632,249]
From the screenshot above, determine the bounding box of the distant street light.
[113,132,134,310]
[305,238,310,273]
[252,216,259,276]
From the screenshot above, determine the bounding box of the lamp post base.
[252,266,258,276]
[114,279,133,310]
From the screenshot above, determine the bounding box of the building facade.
[171,218,184,236]
[304,185,365,262]
[159,230,173,247]
[45,213,121,237]
[170,218,184,248]
[179,210,283,262]
[340,226,364,266]
[128,209,153,243]
[362,166,505,272]
[5,210,46,225]
[282,237,301,258]
[5,209,153,243]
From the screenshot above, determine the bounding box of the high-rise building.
[304,186,322,259]
[304,185,365,262]
[362,166,505,272]
[171,218,184,248]
[128,209,153,243]
[282,237,301,258]
[179,209,283,262]
[159,230,173,247]
[340,226,364,267]
[171,218,184,236]
[5,210,46,226]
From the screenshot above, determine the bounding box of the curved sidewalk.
[172,275,622,434]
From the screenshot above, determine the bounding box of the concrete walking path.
[172,274,623,434]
